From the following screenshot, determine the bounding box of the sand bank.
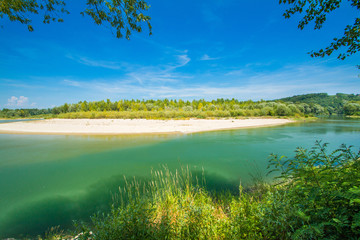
[0,118,293,135]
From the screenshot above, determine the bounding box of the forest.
[1,93,359,119]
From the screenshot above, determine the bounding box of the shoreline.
[0,118,294,135]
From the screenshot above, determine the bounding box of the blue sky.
[0,0,359,109]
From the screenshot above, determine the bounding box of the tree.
[280,0,359,60]
[0,0,152,40]
[343,102,360,115]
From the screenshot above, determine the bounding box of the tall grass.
[72,167,230,239]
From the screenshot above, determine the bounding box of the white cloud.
[7,96,20,106]
[4,96,37,108]
[17,96,29,106]
[6,96,33,107]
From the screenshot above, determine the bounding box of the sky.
[0,0,359,109]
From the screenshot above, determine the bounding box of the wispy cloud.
[125,68,188,84]
[63,51,192,87]
[176,54,191,67]
[63,79,81,87]
[200,54,220,61]
[4,59,358,108]
[57,79,347,100]
[66,54,123,70]
[59,63,359,101]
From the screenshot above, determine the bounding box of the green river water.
[0,118,359,238]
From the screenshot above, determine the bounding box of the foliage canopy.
[280,0,360,60]
[0,0,152,39]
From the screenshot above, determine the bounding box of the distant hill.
[277,93,360,115]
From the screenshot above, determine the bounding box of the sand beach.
[0,118,293,135]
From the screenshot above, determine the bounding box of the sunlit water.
[0,118,359,238]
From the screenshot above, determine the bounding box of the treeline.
[1,93,359,119]
[52,98,324,119]
[279,93,360,116]
[0,108,52,119]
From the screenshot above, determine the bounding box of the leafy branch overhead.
[80,0,152,40]
[0,0,152,39]
[280,0,360,60]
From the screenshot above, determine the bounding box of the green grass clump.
[73,167,230,239]
[45,142,359,240]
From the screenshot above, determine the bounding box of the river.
[0,118,359,238]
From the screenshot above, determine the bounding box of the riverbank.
[0,118,293,135]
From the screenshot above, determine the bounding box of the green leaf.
[332,218,341,224]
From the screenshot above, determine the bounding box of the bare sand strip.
[0,118,293,135]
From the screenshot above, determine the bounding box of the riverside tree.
[0,0,152,39]
[280,0,360,61]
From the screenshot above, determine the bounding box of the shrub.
[268,141,360,239]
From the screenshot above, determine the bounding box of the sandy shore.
[0,118,293,135]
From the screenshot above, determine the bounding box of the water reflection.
[0,169,241,238]
[0,134,179,167]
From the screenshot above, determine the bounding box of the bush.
[268,141,360,239]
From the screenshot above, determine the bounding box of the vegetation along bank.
[1,93,359,119]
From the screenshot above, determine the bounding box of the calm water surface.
[0,118,359,238]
